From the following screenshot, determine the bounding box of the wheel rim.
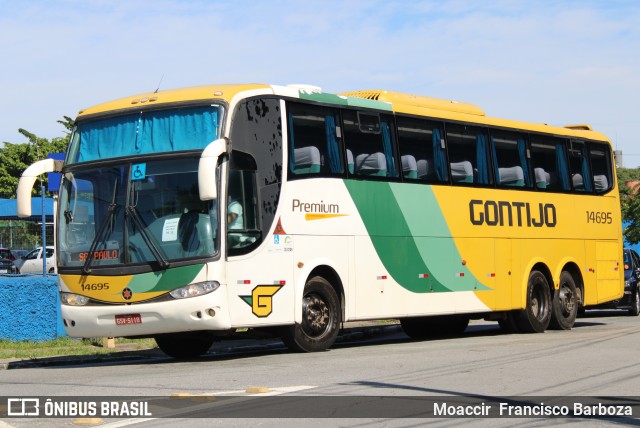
[531,282,548,320]
[558,283,575,317]
[301,292,331,338]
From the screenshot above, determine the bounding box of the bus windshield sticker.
[162,218,180,241]
[131,163,147,181]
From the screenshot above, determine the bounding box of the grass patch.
[0,337,157,359]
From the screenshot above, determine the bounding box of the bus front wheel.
[281,276,340,352]
[154,332,215,358]
[515,270,551,333]
[550,271,578,330]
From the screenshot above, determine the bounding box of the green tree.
[0,119,71,198]
[618,167,640,245]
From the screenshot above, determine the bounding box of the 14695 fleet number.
[81,283,110,291]
[586,211,612,224]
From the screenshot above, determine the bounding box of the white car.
[14,246,56,274]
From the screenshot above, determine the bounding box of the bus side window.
[343,110,398,179]
[396,116,448,182]
[530,137,571,191]
[227,151,260,254]
[230,97,282,247]
[568,141,592,192]
[490,130,531,188]
[445,124,493,185]
[286,102,343,178]
[589,142,613,193]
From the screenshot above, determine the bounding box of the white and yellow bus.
[17,84,623,357]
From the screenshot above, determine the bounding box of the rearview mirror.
[198,138,230,200]
[17,158,63,217]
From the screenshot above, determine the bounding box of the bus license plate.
[115,314,142,325]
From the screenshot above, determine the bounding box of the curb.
[1,323,401,370]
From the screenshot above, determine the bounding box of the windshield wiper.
[82,202,119,275]
[126,205,170,269]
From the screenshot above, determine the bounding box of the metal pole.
[42,180,46,277]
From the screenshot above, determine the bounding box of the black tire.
[433,315,469,336]
[281,276,340,352]
[400,317,429,339]
[154,332,215,358]
[550,271,578,330]
[498,312,520,333]
[401,315,469,339]
[629,289,640,316]
[515,270,552,333]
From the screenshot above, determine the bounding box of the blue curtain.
[76,106,219,163]
[517,138,530,187]
[325,115,342,173]
[381,122,396,177]
[288,112,296,173]
[433,128,447,181]
[489,135,500,182]
[489,135,500,176]
[476,133,489,184]
[581,146,593,192]
[555,144,570,190]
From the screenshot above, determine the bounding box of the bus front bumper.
[60,289,231,338]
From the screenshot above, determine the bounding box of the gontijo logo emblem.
[240,285,283,317]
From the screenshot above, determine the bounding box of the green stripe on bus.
[128,264,205,293]
[298,91,392,111]
[298,92,349,105]
[344,180,489,293]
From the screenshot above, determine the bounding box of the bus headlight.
[61,292,89,306]
[170,281,220,299]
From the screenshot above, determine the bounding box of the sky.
[1,0,639,166]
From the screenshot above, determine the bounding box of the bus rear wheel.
[550,271,578,330]
[281,276,340,352]
[515,270,551,333]
[154,332,215,358]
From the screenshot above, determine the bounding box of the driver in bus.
[227,200,243,230]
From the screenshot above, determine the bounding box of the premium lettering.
[292,199,339,214]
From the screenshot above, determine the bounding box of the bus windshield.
[58,156,218,270]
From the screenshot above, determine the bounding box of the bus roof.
[338,89,610,142]
[77,83,610,142]
[77,83,272,118]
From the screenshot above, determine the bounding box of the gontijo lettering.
[469,199,557,227]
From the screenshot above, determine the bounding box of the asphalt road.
[1,310,639,427]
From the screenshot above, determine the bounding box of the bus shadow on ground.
[7,314,621,370]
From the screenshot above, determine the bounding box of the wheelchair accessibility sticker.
[269,234,293,253]
[131,163,146,181]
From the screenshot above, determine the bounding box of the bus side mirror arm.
[17,158,63,217]
[199,138,230,201]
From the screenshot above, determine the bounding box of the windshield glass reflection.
[58,157,217,269]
